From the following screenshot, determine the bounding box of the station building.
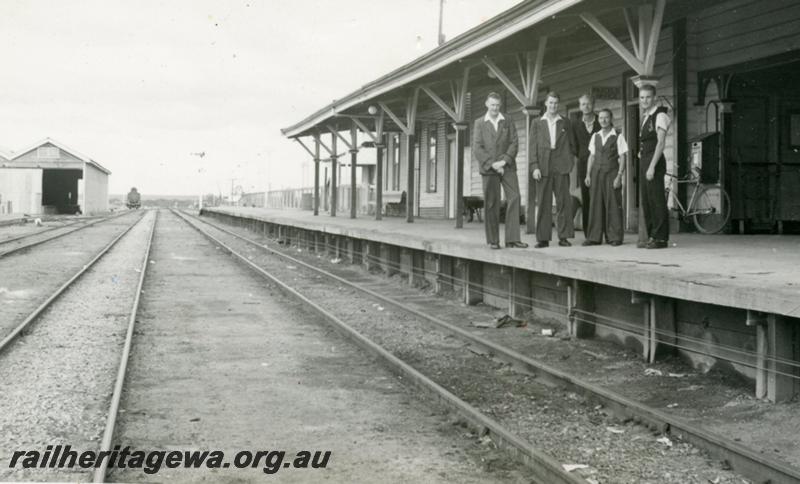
[208,0,800,402]
[0,138,110,215]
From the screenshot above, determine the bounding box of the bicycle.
[665,167,731,234]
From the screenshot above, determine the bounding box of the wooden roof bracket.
[481,36,547,108]
[580,0,665,77]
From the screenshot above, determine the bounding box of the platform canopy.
[281,0,719,140]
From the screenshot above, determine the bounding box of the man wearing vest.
[571,94,602,232]
[638,84,670,249]
[530,91,577,248]
[472,92,528,250]
[583,109,628,246]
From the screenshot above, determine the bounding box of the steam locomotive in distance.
[126,187,141,209]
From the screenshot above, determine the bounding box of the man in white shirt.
[583,109,628,246]
[529,92,577,247]
[638,84,671,249]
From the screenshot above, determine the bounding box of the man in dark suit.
[571,94,601,232]
[472,92,527,249]
[529,91,577,248]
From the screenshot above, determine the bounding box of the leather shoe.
[534,241,549,248]
[581,240,601,246]
[505,241,529,248]
[646,239,668,249]
[489,243,501,250]
[609,241,622,246]
[637,237,653,249]
[558,239,572,247]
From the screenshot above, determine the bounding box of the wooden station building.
[269,0,800,401]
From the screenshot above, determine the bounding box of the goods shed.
[0,138,110,215]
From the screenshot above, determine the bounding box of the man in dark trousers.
[638,84,670,249]
[583,109,628,246]
[472,92,527,250]
[571,94,601,232]
[529,91,577,248]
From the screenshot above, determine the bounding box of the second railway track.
[0,211,134,259]
[0,210,157,482]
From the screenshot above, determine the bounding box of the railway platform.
[203,206,800,403]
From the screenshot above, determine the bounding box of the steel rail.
[0,211,148,353]
[93,210,158,483]
[173,209,584,484]
[184,209,800,484]
[0,219,86,245]
[0,211,134,258]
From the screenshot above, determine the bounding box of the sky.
[0,0,521,197]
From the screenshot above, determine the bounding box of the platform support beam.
[565,280,595,339]
[349,239,362,265]
[464,259,483,305]
[314,140,320,216]
[337,236,346,260]
[750,311,796,402]
[767,314,795,402]
[350,122,359,219]
[631,291,653,361]
[510,268,530,319]
[382,244,400,277]
[375,138,384,221]
[435,255,454,294]
[653,296,676,360]
[454,122,468,229]
[405,131,416,222]
[363,241,377,272]
[628,293,674,362]
[330,132,338,217]
[400,248,413,282]
[411,250,425,287]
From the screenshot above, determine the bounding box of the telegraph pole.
[438,0,446,45]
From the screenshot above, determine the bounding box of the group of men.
[472,85,670,250]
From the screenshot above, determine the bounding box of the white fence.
[240,184,375,215]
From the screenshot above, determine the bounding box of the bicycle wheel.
[692,185,731,234]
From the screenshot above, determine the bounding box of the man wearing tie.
[472,92,527,249]
[529,91,577,248]
[571,94,602,232]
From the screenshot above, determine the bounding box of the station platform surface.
[205,207,800,319]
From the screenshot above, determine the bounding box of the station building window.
[427,129,437,192]
[392,134,400,191]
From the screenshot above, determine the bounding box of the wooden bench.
[463,196,483,222]
[384,191,406,217]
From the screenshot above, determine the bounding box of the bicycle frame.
[666,172,717,218]
[666,176,693,218]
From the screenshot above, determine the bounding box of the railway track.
[0,211,133,258]
[174,208,584,484]
[181,209,800,484]
[0,210,156,483]
[173,209,644,483]
[93,210,156,482]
